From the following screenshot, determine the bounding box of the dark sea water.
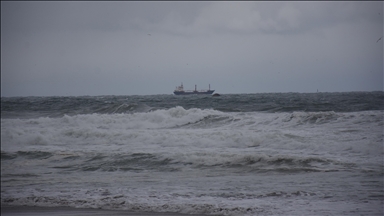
[1,92,384,215]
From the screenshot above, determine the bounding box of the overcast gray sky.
[1,1,383,96]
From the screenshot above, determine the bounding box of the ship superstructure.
[173,83,215,95]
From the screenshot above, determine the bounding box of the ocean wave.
[1,188,326,216]
[282,111,340,124]
[171,152,355,173]
[93,103,152,114]
[1,196,272,216]
[1,149,359,174]
[1,110,383,158]
[2,93,384,216]
[2,92,384,119]
[2,109,382,176]
[1,106,228,133]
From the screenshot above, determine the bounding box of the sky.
[1,1,383,97]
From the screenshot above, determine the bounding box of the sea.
[1,92,383,215]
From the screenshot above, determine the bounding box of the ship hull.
[174,90,215,95]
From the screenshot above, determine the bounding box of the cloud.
[158,2,382,36]
[5,2,380,37]
[1,1,382,96]
[192,3,262,33]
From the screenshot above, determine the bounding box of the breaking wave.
[1,149,359,174]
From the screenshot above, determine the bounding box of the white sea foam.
[2,107,383,215]
[1,108,382,168]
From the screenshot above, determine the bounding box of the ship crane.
[173,83,215,95]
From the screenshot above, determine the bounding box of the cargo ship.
[173,83,215,95]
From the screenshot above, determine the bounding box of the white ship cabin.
[175,83,185,91]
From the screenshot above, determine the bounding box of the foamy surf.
[2,93,383,215]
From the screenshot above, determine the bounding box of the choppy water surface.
[1,92,383,215]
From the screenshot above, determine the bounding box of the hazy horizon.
[1,1,383,97]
